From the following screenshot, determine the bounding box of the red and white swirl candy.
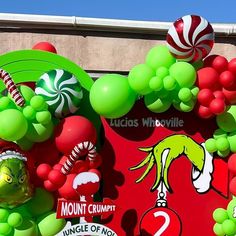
[166,15,214,62]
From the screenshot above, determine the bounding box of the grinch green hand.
[130,134,205,192]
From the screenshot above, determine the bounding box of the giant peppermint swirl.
[35,69,83,118]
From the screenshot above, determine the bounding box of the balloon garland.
[89,15,236,236]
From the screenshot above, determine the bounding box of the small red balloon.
[213,91,225,100]
[198,105,213,119]
[44,180,58,192]
[58,174,79,200]
[48,169,66,187]
[223,88,236,104]
[32,42,57,54]
[88,154,103,169]
[55,116,97,155]
[36,164,52,180]
[53,164,63,171]
[212,56,228,73]
[209,98,226,114]
[228,154,236,175]
[228,58,236,74]
[219,71,236,90]
[197,67,220,90]
[230,176,236,196]
[197,89,214,106]
[71,160,89,174]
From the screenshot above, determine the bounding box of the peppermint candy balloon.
[166,15,214,62]
[35,69,83,118]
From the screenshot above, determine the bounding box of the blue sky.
[1,0,236,23]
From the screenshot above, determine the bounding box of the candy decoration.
[166,15,214,62]
[61,141,96,175]
[0,69,25,106]
[35,69,83,118]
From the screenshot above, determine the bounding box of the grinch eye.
[18,175,26,184]
[3,174,12,184]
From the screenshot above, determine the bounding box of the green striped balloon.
[35,69,83,118]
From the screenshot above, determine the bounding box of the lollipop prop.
[0,69,25,107]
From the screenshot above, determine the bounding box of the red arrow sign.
[56,198,117,219]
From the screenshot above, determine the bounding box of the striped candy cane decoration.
[61,141,96,175]
[0,69,25,107]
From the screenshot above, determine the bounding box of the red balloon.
[222,88,236,104]
[212,56,228,73]
[219,71,236,90]
[58,174,79,200]
[53,164,63,171]
[44,180,58,192]
[230,177,236,196]
[209,98,226,114]
[140,207,182,236]
[198,105,213,119]
[213,91,225,100]
[228,58,236,74]
[36,164,52,180]
[197,89,214,106]
[71,160,89,174]
[197,67,220,90]
[228,154,236,175]
[48,169,66,187]
[32,42,57,54]
[55,116,97,155]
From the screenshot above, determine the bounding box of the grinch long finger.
[130,134,205,192]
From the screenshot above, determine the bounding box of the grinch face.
[0,153,33,208]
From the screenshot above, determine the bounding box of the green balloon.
[149,76,163,91]
[0,109,28,141]
[227,199,236,222]
[0,97,15,111]
[216,137,230,152]
[146,45,176,70]
[37,212,66,236]
[19,86,35,105]
[228,131,236,153]
[36,111,52,125]
[8,213,23,227]
[0,209,9,222]
[90,74,137,118]
[217,149,230,158]
[174,100,195,112]
[222,219,236,235]
[156,67,169,79]
[205,138,217,153]
[144,92,172,113]
[217,106,236,132]
[178,88,192,102]
[191,87,199,98]
[163,76,176,91]
[0,223,11,235]
[30,96,46,112]
[25,122,54,142]
[213,223,224,236]
[16,137,33,151]
[213,208,229,223]
[128,64,155,95]
[14,219,38,236]
[23,106,36,121]
[213,129,228,139]
[169,62,196,88]
[25,188,54,217]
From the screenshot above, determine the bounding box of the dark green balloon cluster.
[129,45,199,113]
[0,188,66,236]
[0,85,54,150]
[213,198,236,236]
[206,106,236,157]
